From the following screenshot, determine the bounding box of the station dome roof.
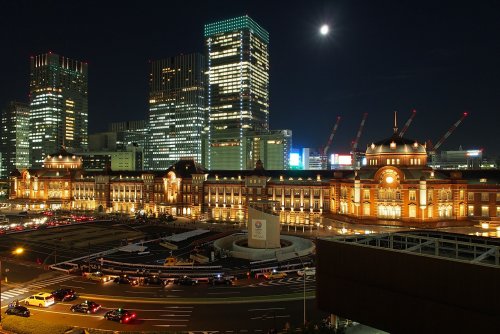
[44,146,82,169]
[366,134,426,155]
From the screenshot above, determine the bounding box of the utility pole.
[87,241,91,272]
[295,252,306,326]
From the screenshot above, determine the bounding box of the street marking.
[22,307,103,318]
[153,325,188,328]
[124,291,157,294]
[164,306,193,309]
[207,291,241,295]
[248,307,285,311]
[124,308,189,312]
[74,280,98,285]
[60,284,85,289]
[159,314,191,317]
[139,318,189,321]
[26,275,74,289]
[251,315,290,320]
[1,288,31,301]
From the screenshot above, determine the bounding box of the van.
[297,267,316,277]
[24,292,55,307]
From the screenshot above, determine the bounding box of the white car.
[24,292,55,307]
[297,267,316,277]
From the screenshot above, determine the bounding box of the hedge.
[0,315,189,334]
[1,315,72,334]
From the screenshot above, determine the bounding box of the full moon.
[320,24,329,35]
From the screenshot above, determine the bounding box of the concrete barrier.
[190,254,210,264]
[160,241,178,250]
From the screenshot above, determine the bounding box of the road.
[1,263,324,332]
[1,213,494,333]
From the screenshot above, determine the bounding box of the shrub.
[1,315,72,334]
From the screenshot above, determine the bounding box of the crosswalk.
[247,276,315,287]
[1,275,75,302]
[1,287,30,302]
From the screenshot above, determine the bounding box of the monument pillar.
[248,201,281,249]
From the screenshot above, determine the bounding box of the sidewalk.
[0,258,56,290]
[323,212,476,229]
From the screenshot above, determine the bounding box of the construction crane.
[321,116,342,169]
[352,113,368,151]
[351,113,368,168]
[399,109,417,137]
[433,112,468,151]
[428,112,469,165]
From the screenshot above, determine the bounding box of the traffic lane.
[72,277,314,299]
[18,298,196,330]
[45,274,316,299]
[41,275,237,299]
[180,299,327,331]
[17,298,325,332]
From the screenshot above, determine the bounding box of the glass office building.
[148,53,205,170]
[29,53,88,167]
[205,16,270,170]
[0,101,30,177]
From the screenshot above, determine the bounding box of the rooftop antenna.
[393,111,398,134]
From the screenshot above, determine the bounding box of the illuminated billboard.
[331,154,352,165]
[290,152,301,167]
[466,150,481,157]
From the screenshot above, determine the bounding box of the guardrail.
[50,237,164,272]
[101,258,222,270]
[159,241,178,250]
[190,253,210,264]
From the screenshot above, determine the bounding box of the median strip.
[78,290,316,305]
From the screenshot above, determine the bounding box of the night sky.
[2,0,499,156]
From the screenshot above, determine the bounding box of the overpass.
[317,231,500,333]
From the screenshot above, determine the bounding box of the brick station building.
[8,129,500,223]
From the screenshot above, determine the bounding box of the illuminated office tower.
[109,120,148,153]
[205,16,270,170]
[0,101,30,177]
[250,130,292,170]
[148,53,205,170]
[29,53,88,167]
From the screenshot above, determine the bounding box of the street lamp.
[1,247,24,307]
[295,251,306,326]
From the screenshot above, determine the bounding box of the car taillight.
[131,313,136,318]
[124,317,129,322]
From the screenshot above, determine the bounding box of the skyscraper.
[205,15,270,170]
[0,101,30,177]
[148,53,205,170]
[29,53,88,167]
[109,120,148,154]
